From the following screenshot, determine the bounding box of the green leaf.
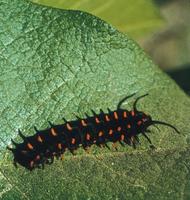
[0,0,190,199]
[31,0,164,38]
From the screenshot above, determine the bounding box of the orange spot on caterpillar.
[37,135,43,143]
[109,129,113,135]
[131,111,135,116]
[81,119,87,126]
[127,124,131,129]
[66,123,72,131]
[120,134,125,141]
[98,131,103,137]
[30,160,34,168]
[117,126,122,132]
[35,155,40,160]
[51,128,57,136]
[105,115,110,122]
[71,138,76,144]
[57,143,62,150]
[114,112,118,120]
[95,117,100,124]
[123,111,127,118]
[27,143,33,150]
[86,133,91,141]
[137,121,142,126]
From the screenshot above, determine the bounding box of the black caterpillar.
[7,94,180,170]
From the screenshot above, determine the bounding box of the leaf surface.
[32,0,164,38]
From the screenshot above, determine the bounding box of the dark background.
[143,0,190,95]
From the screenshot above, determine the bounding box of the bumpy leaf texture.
[32,0,164,38]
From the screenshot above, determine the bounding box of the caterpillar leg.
[41,163,45,170]
[134,136,140,144]
[18,129,26,140]
[142,132,156,149]
[49,156,54,164]
[104,143,110,150]
[84,147,91,154]
[13,159,18,168]
[112,142,118,151]
[61,154,64,160]
[119,141,125,147]
[130,136,136,149]
[98,144,104,148]
[70,149,77,156]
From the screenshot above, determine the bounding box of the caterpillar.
[7,93,180,170]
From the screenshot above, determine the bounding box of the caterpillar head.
[132,94,179,134]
